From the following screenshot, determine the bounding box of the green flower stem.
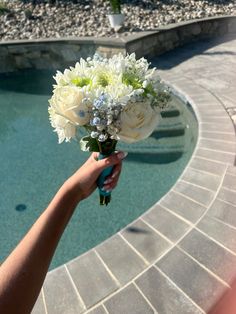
[97,139,103,154]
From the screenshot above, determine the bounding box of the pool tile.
[190,94,221,105]
[199,131,236,142]
[199,139,236,154]
[43,266,85,314]
[179,229,236,284]
[194,78,230,94]
[195,148,235,164]
[199,117,229,123]
[222,173,236,191]
[218,94,236,109]
[221,89,236,103]
[31,291,46,314]
[207,198,236,228]
[157,247,228,312]
[226,165,236,176]
[121,219,171,263]
[160,190,206,222]
[181,168,221,191]
[191,98,220,108]
[173,81,205,96]
[197,215,236,253]
[96,234,146,285]
[86,305,107,314]
[173,180,215,207]
[143,204,190,242]
[136,266,203,314]
[197,108,226,116]
[217,188,236,206]
[104,284,154,314]
[196,106,227,113]
[66,251,119,309]
[200,122,235,133]
[188,157,227,176]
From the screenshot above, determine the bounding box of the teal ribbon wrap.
[97,153,113,205]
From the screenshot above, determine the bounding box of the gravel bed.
[0,0,236,41]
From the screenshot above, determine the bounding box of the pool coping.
[31,39,236,313]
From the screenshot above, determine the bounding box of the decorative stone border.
[0,15,236,73]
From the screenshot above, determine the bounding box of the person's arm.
[0,151,125,314]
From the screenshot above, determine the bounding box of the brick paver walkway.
[32,35,236,314]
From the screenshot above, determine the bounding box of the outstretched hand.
[65,151,127,202]
[0,151,127,314]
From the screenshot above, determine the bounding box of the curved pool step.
[152,125,186,139]
[118,102,190,159]
[161,104,181,118]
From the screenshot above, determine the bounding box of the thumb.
[96,151,128,171]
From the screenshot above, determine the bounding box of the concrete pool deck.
[32,35,236,314]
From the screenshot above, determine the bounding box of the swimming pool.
[0,69,197,269]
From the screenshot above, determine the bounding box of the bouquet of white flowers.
[48,53,170,205]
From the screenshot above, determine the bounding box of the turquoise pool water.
[0,69,197,269]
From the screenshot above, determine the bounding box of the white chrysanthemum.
[53,71,67,87]
[108,54,126,75]
[74,58,90,76]
[123,53,149,79]
[106,83,133,105]
[90,62,122,89]
[53,59,94,89]
[53,68,79,87]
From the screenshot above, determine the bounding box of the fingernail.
[117,151,128,160]
[104,178,113,184]
[111,170,119,179]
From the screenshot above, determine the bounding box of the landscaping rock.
[0,0,235,41]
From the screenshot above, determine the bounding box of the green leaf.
[108,0,121,14]
[80,136,100,152]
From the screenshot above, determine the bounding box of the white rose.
[48,86,91,143]
[118,101,160,143]
[50,86,90,125]
[49,107,76,143]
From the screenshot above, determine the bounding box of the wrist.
[62,177,83,205]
